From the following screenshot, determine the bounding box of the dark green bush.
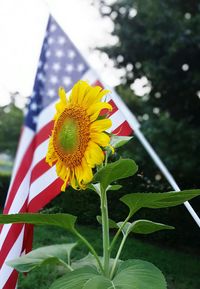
[0,173,10,208]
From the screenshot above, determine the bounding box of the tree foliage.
[99,0,200,125]
[0,103,23,156]
[96,0,200,192]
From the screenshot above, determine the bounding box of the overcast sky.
[0,0,124,107]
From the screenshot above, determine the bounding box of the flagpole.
[110,89,200,228]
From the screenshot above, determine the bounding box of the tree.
[0,102,23,156]
[98,0,200,125]
[96,0,200,189]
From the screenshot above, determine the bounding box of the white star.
[31,91,36,98]
[33,116,38,123]
[55,49,64,58]
[24,107,28,116]
[39,89,45,96]
[50,75,58,84]
[37,73,45,82]
[58,36,66,45]
[68,49,76,59]
[47,89,56,98]
[30,102,37,111]
[52,62,61,72]
[38,60,43,68]
[45,50,51,58]
[63,76,72,86]
[65,64,74,73]
[77,63,85,72]
[50,24,57,32]
[47,37,54,45]
[44,63,49,71]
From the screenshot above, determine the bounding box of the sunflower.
[46,80,112,191]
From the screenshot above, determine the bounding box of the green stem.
[73,229,104,274]
[60,259,73,272]
[110,233,128,279]
[100,185,110,277]
[109,213,131,253]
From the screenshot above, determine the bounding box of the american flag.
[0,15,132,288]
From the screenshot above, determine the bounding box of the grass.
[18,225,200,289]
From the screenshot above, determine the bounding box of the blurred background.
[0,1,200,288]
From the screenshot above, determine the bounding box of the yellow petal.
[75,165,82,185]
[82,85,110,108]
[97,89,110,102]
[81,157,93,183]
[58,87,67,104]
[85,141,104,166]
[90,119,112,133]
[55,88,68,113]
[70,169,78,190]
[90,132,110,147]
[69,80,90,104]
[87,102,112,122]
[82,86,103,106]
[46,137,57,166]
[61,168,70,191]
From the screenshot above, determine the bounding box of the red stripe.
[3,269,18,289]
[3,121,54,215]
[93,80,103,88]
[30,158,51,184]
[3,139,34,215]
[100,99,118,117]
[28,178,63,212]
[23,224,34,254]
[112,120,133,136]
[35,120,53,146]
[0,224,24,270]
[0,201,28,268]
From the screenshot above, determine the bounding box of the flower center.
[58,119,79,152]
[53,105,90,168]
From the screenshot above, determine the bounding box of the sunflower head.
[46,80,113,191]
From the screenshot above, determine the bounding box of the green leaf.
[113,259,167,289]
[93,159,138,190]
[49,266,100,289]
[96,215,118,229]
[72,253,122,272]
[83,276,113,289]
[121,189,200,216]
[117,220,174,236]
[72,253,100,270]
[107,184,122,191]
[51,260,163,289]
[110,135,133,149]
[0,213,77,232]
[7,243,77,272]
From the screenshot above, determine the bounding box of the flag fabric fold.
[0,15,132,289]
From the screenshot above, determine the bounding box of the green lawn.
[18,225,200,289]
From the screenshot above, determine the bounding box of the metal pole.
[134,128,200,227]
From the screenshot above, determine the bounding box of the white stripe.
[11,127,34,179]
[0,224,12,252]
[108,110,126,132]
[0,169,31,251]
[82,69,98,84]
[28,166,57,202]
[31,139,49,168]
[36,101,57,132]
[0,226,24,288]
[8,169,31,214]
